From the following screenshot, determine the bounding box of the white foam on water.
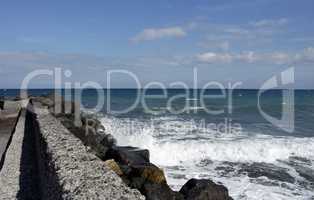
[100,115,314,199]
[101,116,314,164]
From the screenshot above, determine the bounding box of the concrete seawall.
[0,101,144,199]
[0,104,25,198]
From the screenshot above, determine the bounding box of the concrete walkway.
[0,101,20,164]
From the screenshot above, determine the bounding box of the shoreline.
[33,93,233,199]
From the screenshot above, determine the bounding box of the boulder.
[239,162,295,183]
[103,146,182,199]
[105,146,150,165]
[179,179,232,200]
[53,110,115,159]
[295,165,314,182]
[105,159,124,176]
[142,182,184,200]
[127,164,167,186]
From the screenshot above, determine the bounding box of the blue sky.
[0,0,314,88]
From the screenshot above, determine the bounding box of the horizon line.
[1,88,313,90]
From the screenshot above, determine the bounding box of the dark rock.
[295,166,314,182]
[142,182,184,200]
[103,146,182,200]
[81,112,102,128]
[239,162,295,184]
[215,165,235,177]
[51,110,115,159]
[197,159,213,167]
[168,173,187,180]
[105,146,150,165]
[289,156,311,164]
[284,157,314,182]
[179,179,232,200]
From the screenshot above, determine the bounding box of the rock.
[289,156,311,164]
[239,162,295,183]
[105,146,150,165]
[99,133,116,147]
[142,182,184,200]
[295,165,314,182]
[105,159,124,176]
[179,179,232,200]
[53,110,115,159]
[103,146,181,199]
[84,133,112,159]
[33,96,54,107]
[128,164,167,185]
[285,157,314,182]
[141,165,167,184]
[37,93,79,116]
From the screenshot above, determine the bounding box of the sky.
[0,0,314,88]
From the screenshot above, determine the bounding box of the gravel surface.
[35,104,145,200]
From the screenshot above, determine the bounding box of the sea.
[1,89,314,200]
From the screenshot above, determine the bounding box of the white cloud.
[197,48,314,65]
[250,18,288,27]
[131,26,186,42]
[196,52,233,63]
[198,51,264,64]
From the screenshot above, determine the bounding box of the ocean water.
[2,89,314,199]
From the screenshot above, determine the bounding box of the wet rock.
[197,159,213,167]
[105,146,150,165]
[179,178,233,200]
[142,182,184,200]
[295,166,314,182]
[239,162,295,183]
[289,156,311,164]
[128,164,167,185]
[285,157,314,182]
[105,159,124,176]
[81,112,103,128]
[215,165,235,177]
[103,146,182,199]
[169,173,187,180]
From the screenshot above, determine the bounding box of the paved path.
[0,101,20,163]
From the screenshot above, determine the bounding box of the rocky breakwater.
[34,93,233,200]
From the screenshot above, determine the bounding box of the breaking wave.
[100,115,314,199]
